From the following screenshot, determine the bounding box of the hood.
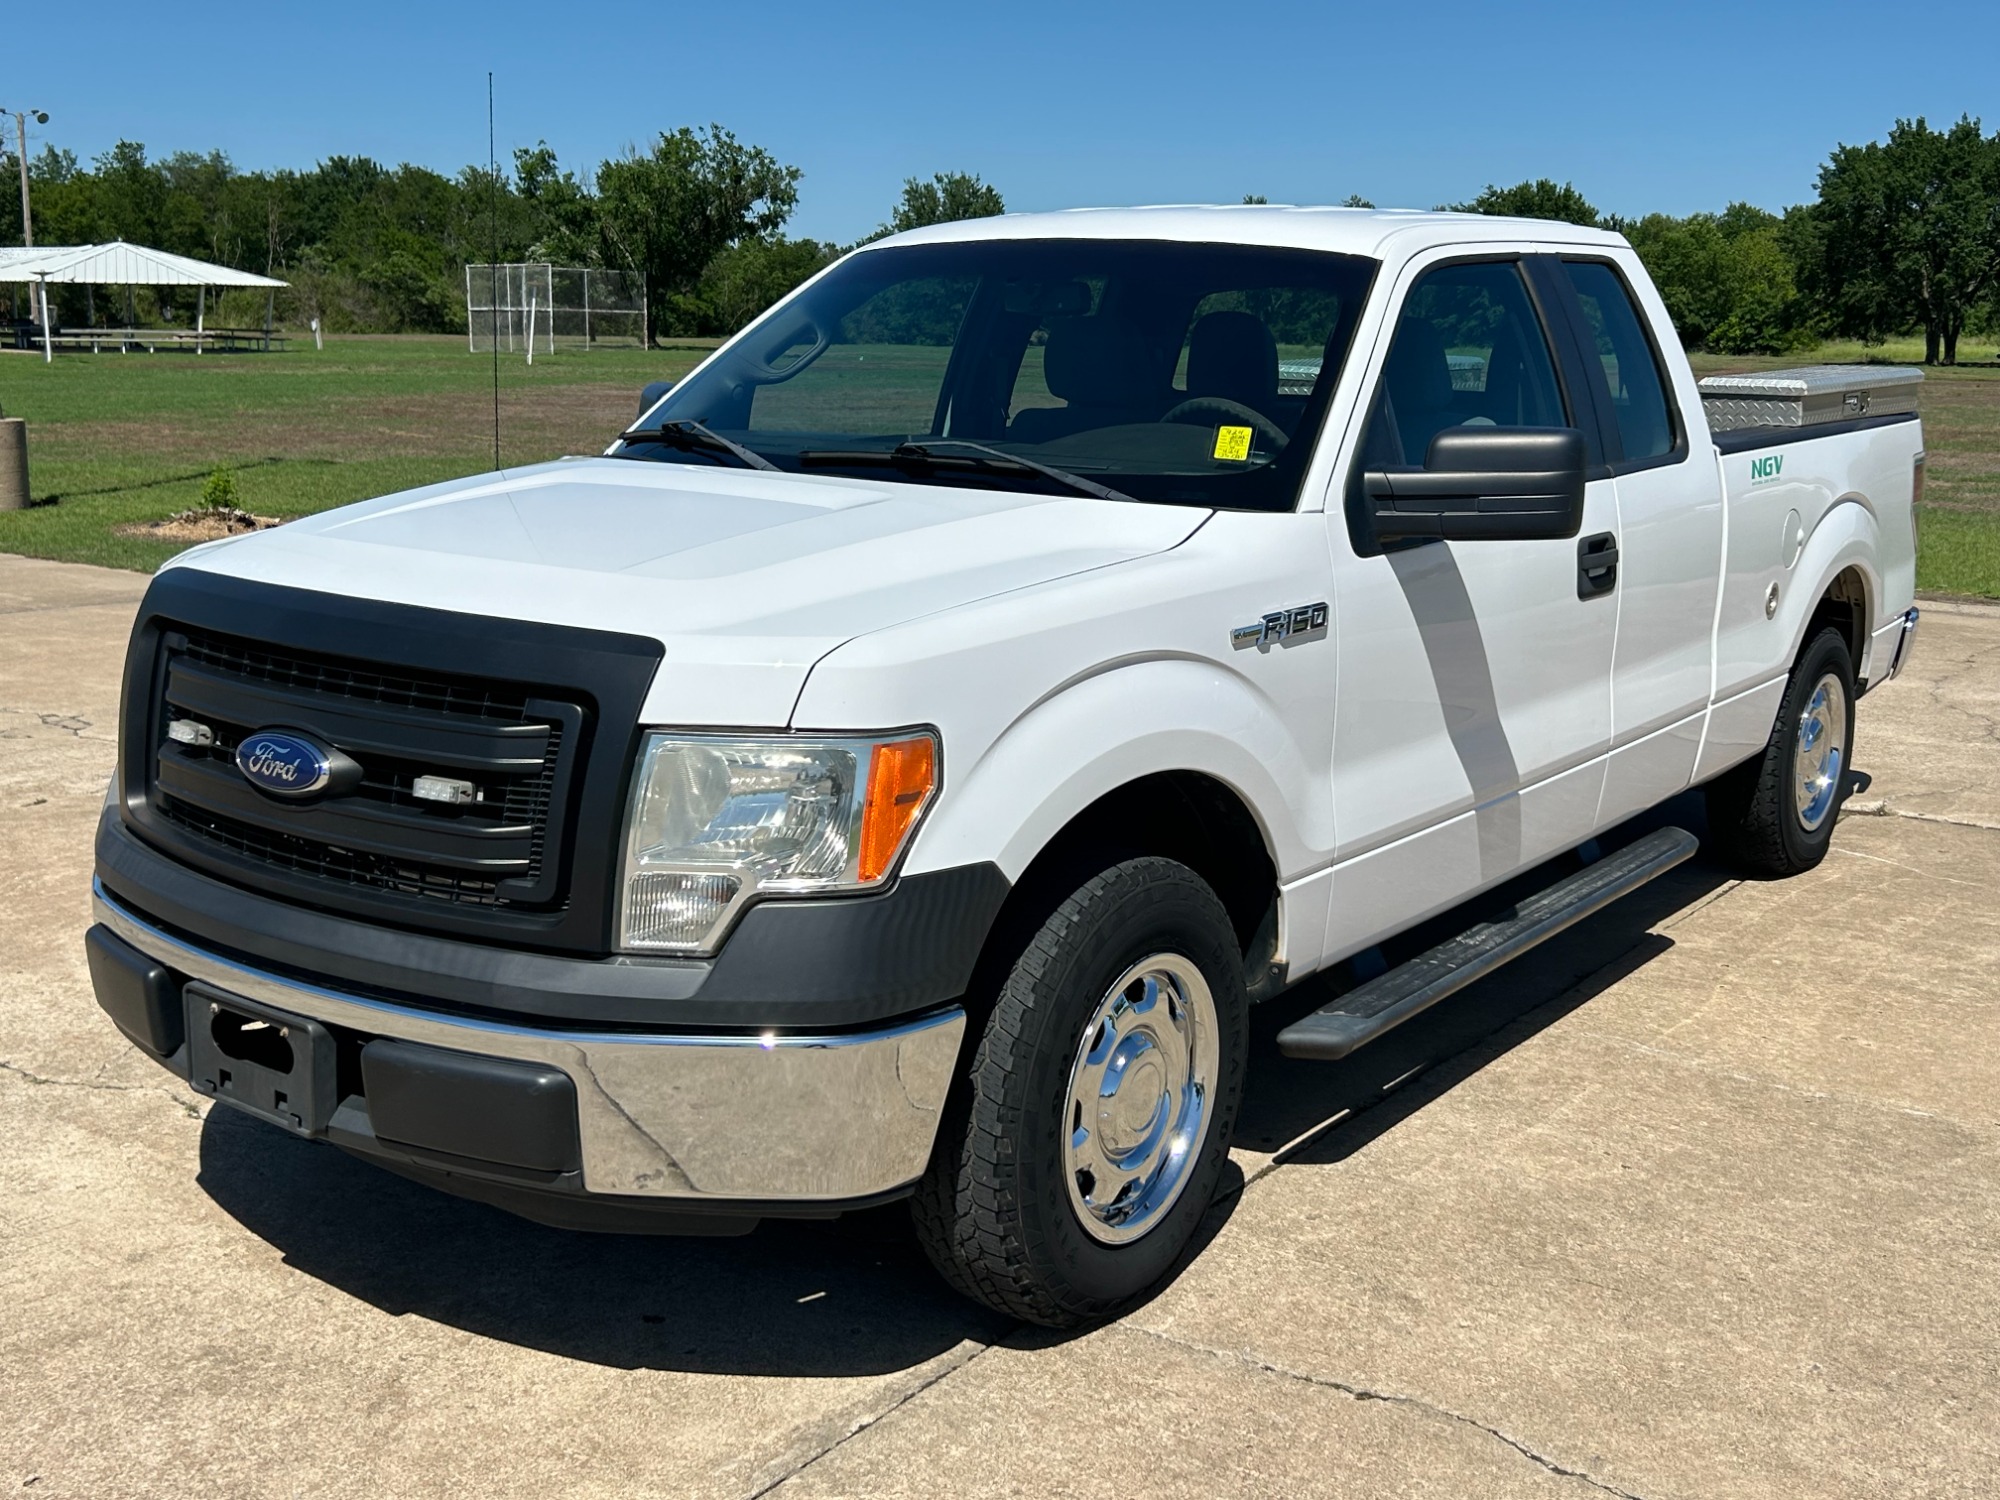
[168,457,1209,725]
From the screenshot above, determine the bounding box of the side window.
[1362,261,1567,467]
[1562,261,1676,464]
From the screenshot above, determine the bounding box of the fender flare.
[904,655,1330,885]
[1784,496,1881,674]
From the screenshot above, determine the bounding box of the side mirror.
[637,379,676,418]
[1364,427,1587,543]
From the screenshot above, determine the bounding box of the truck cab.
[86,207,1922,1326]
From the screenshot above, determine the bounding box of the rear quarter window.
[1562,261,1677,465]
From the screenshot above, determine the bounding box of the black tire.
[911,856,1249,1328]
[1704,625,1857,877]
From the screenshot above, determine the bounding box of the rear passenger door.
[1324,256,1618,961]
[1542,257,1723,825]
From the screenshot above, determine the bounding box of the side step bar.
[1276,827,1699,1061]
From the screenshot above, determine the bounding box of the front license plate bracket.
[185,983,337,1136]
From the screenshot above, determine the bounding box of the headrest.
[1384,316,1454,414]
[1043,318,1162,405]
[1004,279,1092,317]
[1186,311,1278,409]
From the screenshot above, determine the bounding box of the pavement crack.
[1829,844,1991,885]
[1127,1324,1651,1499]
[0,705,113,743]
[744,1339,998,1497]
[1842,800,2000,833]
[0,598,143,618]
[1922,668,2000,746]
[0,1057,201,1119]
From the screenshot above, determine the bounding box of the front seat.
[1008,318,1162,444]
[1184,310,1279,419]
[1380,315,1460,463]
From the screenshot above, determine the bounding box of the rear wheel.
[1705,625,1857,876]
[911,856,1248,1328]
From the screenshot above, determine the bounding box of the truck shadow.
[196,1107,1016,1377]
[194,793,1731,1379]
[1232,792,1733,1168]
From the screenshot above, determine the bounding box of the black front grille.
[119,570,663,954]
[159,795,507,905]
[148,628,583,916]
[178,631,537,722]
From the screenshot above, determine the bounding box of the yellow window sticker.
[1212,425,1254,462]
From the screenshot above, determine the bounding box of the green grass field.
[0,337,714,571]
[1687,342,2000,598]
[1,333,1995,595]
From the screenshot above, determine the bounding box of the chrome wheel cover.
[1061,953,1219,1246]
[1793,672,1848,832]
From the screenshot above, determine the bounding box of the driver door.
[1323,256,1618,960]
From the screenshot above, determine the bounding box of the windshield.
[620,239,1378,511]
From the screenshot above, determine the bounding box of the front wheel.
[911,857,1248,1327]
[1705,624,1857,876]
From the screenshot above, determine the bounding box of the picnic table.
[7,322,288,354]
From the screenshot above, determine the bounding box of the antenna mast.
[488,73,501,470]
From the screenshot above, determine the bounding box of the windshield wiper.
[616,418,778,472]
[797,439,1138,504]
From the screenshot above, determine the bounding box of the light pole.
[6,108,49,246]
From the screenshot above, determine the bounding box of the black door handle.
[1577,532,1619,599]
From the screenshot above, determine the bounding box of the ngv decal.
[1750,454,1784,484]
[235,729,334,797]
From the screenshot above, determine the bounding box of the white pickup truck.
[88,207,1923,1327]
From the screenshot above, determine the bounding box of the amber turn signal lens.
[857,736,937,883]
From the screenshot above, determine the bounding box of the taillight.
[1912,453,1924,552]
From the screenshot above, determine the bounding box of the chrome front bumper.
[93,883,965,1203]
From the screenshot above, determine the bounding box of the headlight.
[617,731,938,953]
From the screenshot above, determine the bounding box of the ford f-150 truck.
[87,207,1923,1327]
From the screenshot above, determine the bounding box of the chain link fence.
[465,263,645,352]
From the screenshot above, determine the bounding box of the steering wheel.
[1159,396,1289,452]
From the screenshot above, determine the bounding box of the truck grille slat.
[147,629,582,914]
[178,632,534,721]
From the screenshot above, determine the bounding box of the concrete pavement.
[2,554,1996,1498]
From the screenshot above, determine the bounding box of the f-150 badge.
[1232,602,1328,649]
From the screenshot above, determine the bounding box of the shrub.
[198,468,239,512]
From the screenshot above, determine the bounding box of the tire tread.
[1705,625,1854,878]
[911,857,1242,1327]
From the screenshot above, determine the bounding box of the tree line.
[5,114,1996,362]
[1,126,999,342]
[1444,114,2000,364]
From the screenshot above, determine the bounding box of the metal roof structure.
[0,241,285,287]
[4,241,288,361]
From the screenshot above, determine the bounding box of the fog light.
[624,870,742,950]
[412,774,476,805]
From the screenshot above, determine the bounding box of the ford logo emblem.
[235,729,334,798]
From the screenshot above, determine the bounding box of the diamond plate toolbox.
[1697,364,1922,433]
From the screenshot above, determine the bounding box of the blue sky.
[15,0,1998,243]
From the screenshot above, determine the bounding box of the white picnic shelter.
[0,241,288,361]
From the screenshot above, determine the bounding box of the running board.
[1276,827,1699,1061]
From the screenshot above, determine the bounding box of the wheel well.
[969,773,1282,1008]
[1808,567,1868,672]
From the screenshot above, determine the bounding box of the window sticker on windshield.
[1212,426,1254,462]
